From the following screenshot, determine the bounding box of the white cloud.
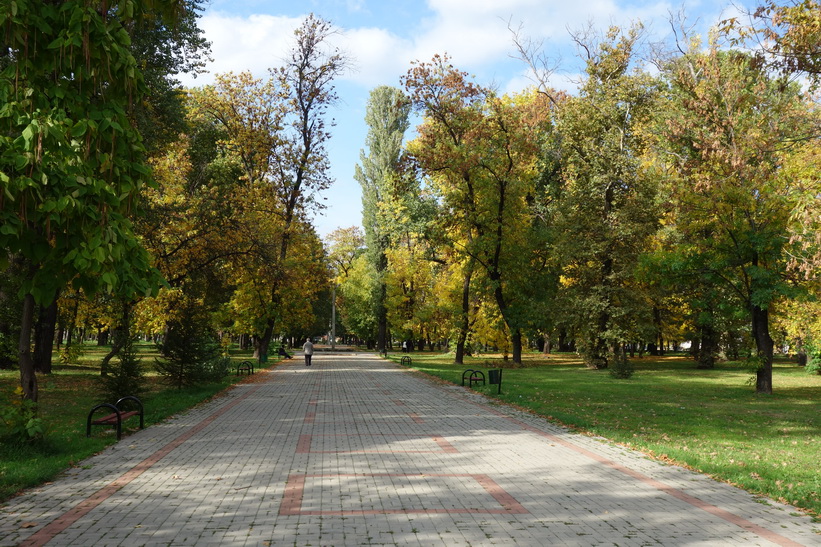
[335,27,414,87]
[179,12,302,86]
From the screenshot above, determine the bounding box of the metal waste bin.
[488,369,502,393]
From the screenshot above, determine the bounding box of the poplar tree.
[354,86,411,352]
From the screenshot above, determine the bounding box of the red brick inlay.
[296,434,313,454]
[278,473,528,516]
[433,436,459,453]
[20,378,268,547]
[477,404,806,547]
[408,412,425,424]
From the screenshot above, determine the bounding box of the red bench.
[86,396,144,440]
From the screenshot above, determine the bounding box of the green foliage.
[59,344,85,366]
[404,56,553,363]
[0,0,164,305]
[203,356,233,380]
[0,333,15,371]
[609,349,635,379]
[549,26,662,368]
[0,260,22,369]
[0,387,44,441]
[806,357,821,376]
[354,86,412,350]
[155,302,223,388]
[99,336,145,401]
[337,255,380,342]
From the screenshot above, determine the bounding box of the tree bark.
[375,248,388,352]
[455,267,473,365]
[100,303,131,376]
[511,328,522,364]
[752,304,774,394]
[19,293,38,402]
[696,322,718,369]
[33,300,58,374]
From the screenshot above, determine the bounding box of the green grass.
[0,342,262,502]
[393,351,821,519]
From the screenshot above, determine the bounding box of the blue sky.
[180,0,757,238]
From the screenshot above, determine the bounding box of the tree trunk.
[491,278,521,365]
[376,294,387,352]
[751,304,774,394]
[376,249,388,352]
[542,334,551,355]
[19,293,38,402]
[455,267,472,365]
[256,321,274,362]
[558,329,571,352]
[33,300,58,374]
[586,308,610,369]
[511,329,522,364]
[696,323,718,369]
[100,303,131,376]
[65,295,80,350]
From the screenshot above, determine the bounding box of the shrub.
[155,303,222,389]
[0,387,44,441]
[609,347,634,379]
[807,356,821,376]
[99,335,145,401]
[59,344,84,365]
[203,356,232,381]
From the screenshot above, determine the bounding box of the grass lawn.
[393,351,821,519]
[0,342,260,503]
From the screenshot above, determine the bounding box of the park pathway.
[0,353,818,546]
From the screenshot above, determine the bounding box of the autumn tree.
[404,55,550,364]
[190,14,348,358]
[130,0,212,153]
[659,38,814,393]
[547,27,662,369]
[726,0,821,88]
[325,227,365,344]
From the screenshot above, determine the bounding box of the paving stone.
[0,353,818,546]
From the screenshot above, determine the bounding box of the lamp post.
[330,283,336,350]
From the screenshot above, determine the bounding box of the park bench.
[236,360,254,375]
[401,356,412,366]
[462,369,485,387]
[461,368,503,393]
[86,396,144,440]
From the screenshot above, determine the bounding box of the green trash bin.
[488,369,502,394]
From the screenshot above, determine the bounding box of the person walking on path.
[302,338,314,366]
